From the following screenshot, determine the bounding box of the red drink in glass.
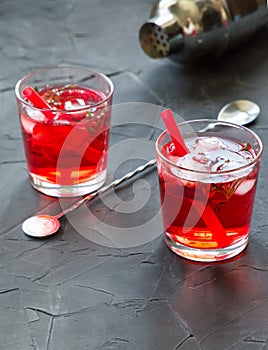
[15,67,114,197]
[156,120,262,262]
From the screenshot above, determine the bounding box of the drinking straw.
[22,86,54,119]
[160,108,229,248]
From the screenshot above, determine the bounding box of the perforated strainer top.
[139,23,170,58]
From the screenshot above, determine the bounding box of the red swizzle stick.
[160,108,229,248]
[22,86,54,119]
[160,108,188,157]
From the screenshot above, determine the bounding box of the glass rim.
[155,118,263,175]
[15,65,114,113]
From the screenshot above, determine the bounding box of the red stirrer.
[22,86,54,119]
[160,109,188,156]
[159,108,229,248]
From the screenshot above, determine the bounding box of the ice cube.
[197,137,225,151]
[25,106,45,122]
[65,99,86,110]
[192,153,210,165]
[21,114,35,134]
[168,154,180,165]
[170,154,210,181]
[175,154,196,169]
[235,179,256,195]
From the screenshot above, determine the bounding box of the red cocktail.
[156,120,262,262]
[16,67,114,197]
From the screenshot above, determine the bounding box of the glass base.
[30,170,107,197]
[164,233,248,262]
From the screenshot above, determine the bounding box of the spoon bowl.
[217,99,260,126]
[22,215,61,238]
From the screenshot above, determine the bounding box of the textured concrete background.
[1,1,268,349]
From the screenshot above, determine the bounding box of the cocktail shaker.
[139,0,268,63]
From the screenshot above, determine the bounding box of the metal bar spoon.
[22,99,260,238]
[22,159,157,238]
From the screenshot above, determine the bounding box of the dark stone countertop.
[1,1,268,349]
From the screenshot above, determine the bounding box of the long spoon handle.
[55,159,157,219]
